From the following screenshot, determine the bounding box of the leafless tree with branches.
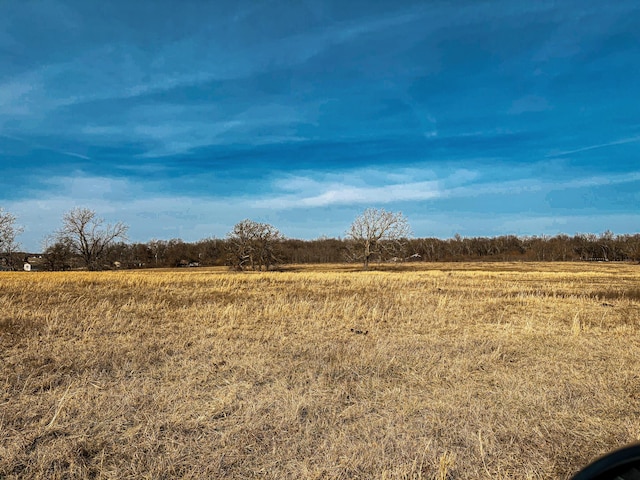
[347,208,412,269]
[56,208,128,270]
[0,208,23,269]
[227,219,283,271]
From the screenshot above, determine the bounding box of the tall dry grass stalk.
[1,262,639,479]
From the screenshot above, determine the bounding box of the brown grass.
[1,262,639,479]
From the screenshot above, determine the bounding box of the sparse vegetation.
[1,263,640,479]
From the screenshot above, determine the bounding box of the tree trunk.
[363,241,371,270]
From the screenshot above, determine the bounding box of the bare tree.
[347,208,411,269]
[56,208,128,270]
[227,219,283,271]
[0,208,23,269]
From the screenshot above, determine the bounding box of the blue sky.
[1,0,639,251]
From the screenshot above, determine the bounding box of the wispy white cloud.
[547,135,640,157]
[253,166,640,210]
[258,181,442,209]
[255,168,475,209]
[79,102,308,157]
[59,151,92,160]
[559,171,640,188]
[0,133,92,160]
[0,4,428,126]
[40,173,132,200]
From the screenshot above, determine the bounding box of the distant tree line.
[1,206,639,271]
[33,230,640,271]
[405,231,640,263]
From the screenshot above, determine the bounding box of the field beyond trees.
[1,263,639,479]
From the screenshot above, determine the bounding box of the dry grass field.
[1,263,640,479]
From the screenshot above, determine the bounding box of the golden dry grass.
[1,262,639,479]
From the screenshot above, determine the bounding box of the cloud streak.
[547,135,640,157]
[251,167,640,210]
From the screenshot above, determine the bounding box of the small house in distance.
[24,255,45,272]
